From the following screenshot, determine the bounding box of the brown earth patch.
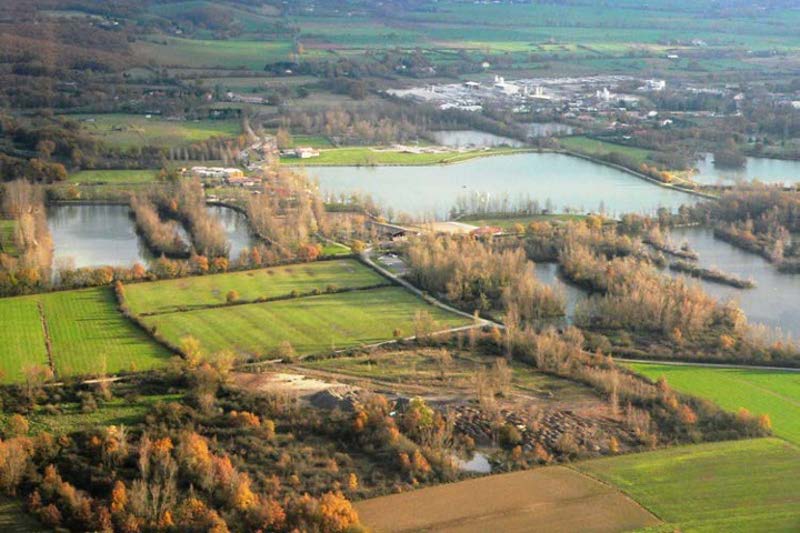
[354,466,660,533]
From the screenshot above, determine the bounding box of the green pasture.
[133,37,292,70]
[0,220,17,256]
[281,147,531,167]
[628,362,800,446]
[69,169,160,184]
[75,113,241,149]
[578,438,800,532]
[124,259,383,315]
[560,136,652,166]
[140,286,469,359]
[0,288,172,382]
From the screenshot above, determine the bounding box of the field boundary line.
[566,465,666,524]
[36,300,56,378]
[136,282,393,317]
[618,357,800,372]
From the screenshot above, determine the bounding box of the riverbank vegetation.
[153,179,229,258]
[405,235,565,322]
[129,195,190,259]
[691,185,800,272]
[669,260,756,289]
[0,181,53,295]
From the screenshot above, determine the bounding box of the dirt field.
[354,466,660,533]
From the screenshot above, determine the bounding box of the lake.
[692,153,800,185]
[311,152,699,219]
[430,130,524,148]
[533,227,800,339]
[670,227,800,338]
[48,203,256,269]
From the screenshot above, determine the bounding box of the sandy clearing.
[354,466,660,533]
[231,371,352,398]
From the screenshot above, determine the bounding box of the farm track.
[36,301,56,377]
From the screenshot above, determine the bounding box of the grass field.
[69,169,160,184]
[134,37,292,70]
[0,220,17,256]
[125,259,384,315]
[0,296,49,383]
[281,147,533,167]
[0,393,180,435]
[460,213,588,229]
[354,465,659,532]
[560,136,652,166]
[76,114,241,149]
[628,363,800,445]
[0,288,172,382]
[140,286,469,359]
[578,438,800,532]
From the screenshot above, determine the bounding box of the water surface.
[527,122,574,138]
[692,153,800,185]
[48,204,150,268]
[312,153,699,219]
[49,204,255,269]
[430,130,524,148]
[207,205,257,259]
[670,227,800,338]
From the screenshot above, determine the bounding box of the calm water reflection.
[670,227,800,338]
[207,205,256,260]
[692,153,800,185]
[430,130,524,148]
[48,204,256,269]
[527,122,574,138]
[312,153,699,219]
[48,204,150,268]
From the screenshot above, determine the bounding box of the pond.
[527,122,574,138]
[207,204,257,260]
[48,204,151,269]
[533,262,585,323]
[430,130,524,148]
[49,203,257,269]
[692,153,800,185]
[311,153,699,219]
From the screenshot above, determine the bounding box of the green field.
[578,438,800,532]
[0,288,172,382]
[0,393,180,435]
[281,147,532,167]
[134,37,292,70]
[460,213,589,229]
[69,169,160,184]
[628,363,800,445]
[0,220,17,256]
[560,136,652,166]
[0,296,49,383]
[140,286,469,359]
[76,114,241,149]
[125,259,384,315]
